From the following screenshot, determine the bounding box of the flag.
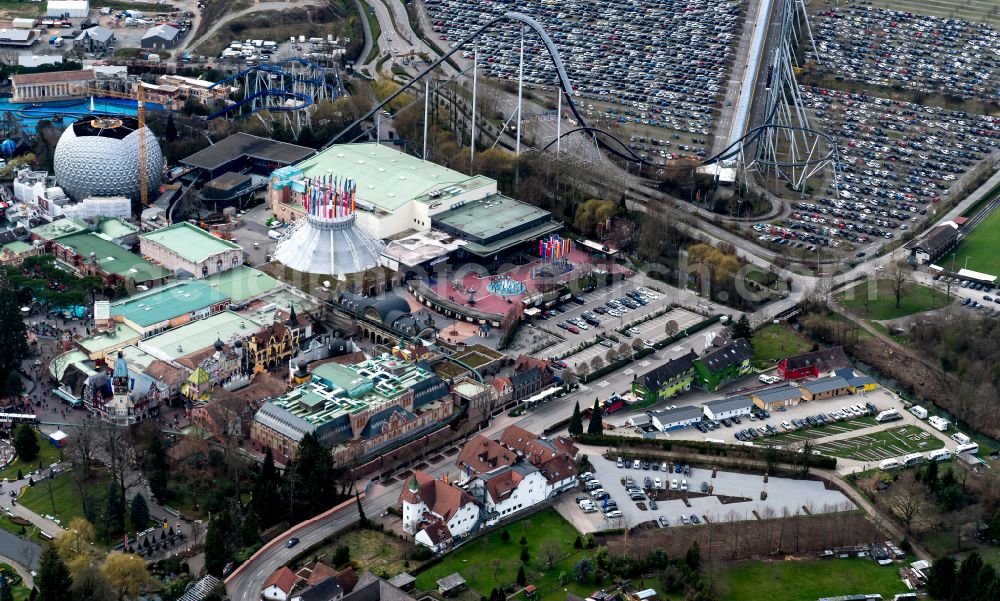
[539,240,544,257]
[124,533,129,548]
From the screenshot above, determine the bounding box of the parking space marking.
[640,361,650,367]
[597,381,610,388]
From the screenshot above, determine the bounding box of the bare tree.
[665,320,679,337]
[884,471,930,534]
[886,260,913,309]
[631,337,644,352]
[538,538,562,569]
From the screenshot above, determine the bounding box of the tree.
[104,483,125,535]
[631,337,644,352]
[885,471,929,534]
[500,529,510,543]
[590,356,604,371]
[13,425,39,463]
[0,276,30,398]
[731,314,752,340]
[355,492,367,528]
[538,538,562,569]
[100,552,148,601]
[516,565,526,586]
[289,432,335,521]
[164,115,178,142]
[129,494,149,531]
[55,518,97,563]
[144,435,169,503]
[572,558,594,583]
[665,320,679,337]
[587,399,604,435]
[519,547,529,562]
[332,545,350,567]
[0,573,14,601]
[685,541,702,572]
[241,509,260,546]
[251,447,284,528]
[67,557,115,601]
[953,553,984,601]
[36,546,72,601]
[886,260,912,310]
[203,516,229,577]
[568,402,583,436]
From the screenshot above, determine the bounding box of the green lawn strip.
[751,324,813,369]
[0,431,61,482]
[0,514,48,545]
[718,558,909,601]
[952,200,1000,276]
[414,509,630,601]
[814,425,943,460]
[837,279,952,321]
[763,417,878,446]
[20,468,112,525]
[364,1,382,64]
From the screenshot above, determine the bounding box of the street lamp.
[965,256,971,270]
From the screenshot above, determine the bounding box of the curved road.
[183,0,328,54]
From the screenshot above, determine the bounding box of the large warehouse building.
[268,143,560,264]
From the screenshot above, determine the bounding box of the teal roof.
[31,218,88,241]
[55,232,171,282]
[201,266,281,304]
[111,280,228,327]
[77,323,142,355]
[140,222,242,263]
[290,143,494,212]
[140,310,269,361]
[95,218,139,241]
[2,241,33,254]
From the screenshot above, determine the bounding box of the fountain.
[487,274,526,296]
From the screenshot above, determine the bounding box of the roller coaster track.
[206,57,337,123]
[325,11,646,163]
[208,57,334,91]
[205,90,314,121]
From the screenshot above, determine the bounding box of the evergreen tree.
[923,460,939,491]
[0,573,14,601]
[290,433,334,521]
[204,515,230,577]
[165,115,178,142]
[568,402,583,436]
[927,556,955,599]
[104,483,125,535]
[0,277,29,398]
[587,399,604,435]
[685,541,702,572]
[954,553,984,601]
[251,448,284,528]
[516,565,526,586]
[731,314,753,340]
[129,494,150,531]
[356,492,367,528]
[145,436,169,502]
[332,545,350,566]
[241,509,260,546]
[13,425,39,463]
[36,546,72,601]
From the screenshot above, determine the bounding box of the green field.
[0,430,61,482]
[952,205,1000,277]
[837,279,952,321]
[751,324,813,368]
[717,558,909,601]
[414,509,628,601]
[20,468,112,526]
[763,416,878,446]
[814,425,944,461]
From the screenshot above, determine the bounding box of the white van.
[927,449,951,462]
[909,405,928,419]
[879,458,901,471]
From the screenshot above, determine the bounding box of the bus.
[0,413,38,425]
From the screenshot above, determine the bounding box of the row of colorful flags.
[539,234,571,260]
[302,175,357,219]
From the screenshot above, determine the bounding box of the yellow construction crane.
[86,85,150,206]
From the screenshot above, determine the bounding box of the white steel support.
[556,90,561,156]
[471,41,478,165]
[423,78,430,159]
[515,24,524,157]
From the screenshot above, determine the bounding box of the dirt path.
[181,0,327,54]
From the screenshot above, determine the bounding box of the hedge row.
[574,433,838,470]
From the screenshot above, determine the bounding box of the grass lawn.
[814,425,943,461]
[952,199,1000,276]
[0,513,50,545]
[414,509,626,601]
[303,528,417,577]
[0,1,45,17]
[837,279,952,321]
[751,324,813,368]
[763,416,877,446]
[717,558,908,600]
[0,430,61,482]
[20,468,111,525]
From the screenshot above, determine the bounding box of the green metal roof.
[55,232,171,282]
[2,241,32,254]
[140,310,269,361]
[201,266,281,304]
[140,222,242,264]
[110,280,228,327]
[294,143,492,212]
[95,218,140,240]
[77,323,142,354]
[31,218,88,241]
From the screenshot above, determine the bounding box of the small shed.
[387,572,415,591]
[48,430,69,448]
[436,573,466,596]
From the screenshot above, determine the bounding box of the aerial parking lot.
[808,6,998,103]
[422,0,743,148]
[754,88,999,256]
[561,454,854,533]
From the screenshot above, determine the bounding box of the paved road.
[185,0,327,54]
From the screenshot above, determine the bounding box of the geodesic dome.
[53,115,164,202]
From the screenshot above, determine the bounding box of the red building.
[777,346,850,381]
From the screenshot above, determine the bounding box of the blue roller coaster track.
[206,57,338,123]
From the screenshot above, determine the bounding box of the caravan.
[908,405,928,419]
[879,458,901,471]
[927,449,951,462]
[955,442,979,456]
[901,452,924,468]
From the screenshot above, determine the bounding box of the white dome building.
[53,115,164,202]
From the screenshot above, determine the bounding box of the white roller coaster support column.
[471,40,478,165]
[376,111,380,143]
[423,78,430,160]
[516,24,524,157]
[556,89,561,157]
